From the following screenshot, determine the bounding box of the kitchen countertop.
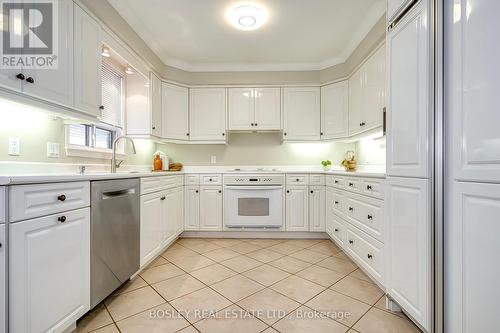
[0,167,385,185]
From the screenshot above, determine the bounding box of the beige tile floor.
[76,238,422,333]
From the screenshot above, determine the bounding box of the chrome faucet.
[111,136,137,173]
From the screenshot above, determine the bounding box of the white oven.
[224,174,284,228]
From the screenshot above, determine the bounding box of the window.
[66,60,125,157]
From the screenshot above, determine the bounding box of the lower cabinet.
[309,186,325,231]
[164,186,184,241]
[385,176,431,331]
[0,224,5,333]
[285,186,309,231]
[184,186,200,230]
[140,191,165,266]
[199,186,223,231]
[9,208,90,333]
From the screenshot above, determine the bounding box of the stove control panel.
[224,174,284,185]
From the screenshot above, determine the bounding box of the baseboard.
[179,230,329,239]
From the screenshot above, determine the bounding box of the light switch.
[47,142,60,158]
[8,137,20,156]
[210,155,217,164]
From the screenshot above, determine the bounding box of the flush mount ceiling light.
[101,45,111,58]
[227,4,268,31]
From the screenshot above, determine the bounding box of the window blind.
[101,62,123,128]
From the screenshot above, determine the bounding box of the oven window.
[238,198,270,216]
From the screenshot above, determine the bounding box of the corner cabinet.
[162,83,189,141]
[9,208,90,333]
[189,88,227,142]
[150,72,163,137]
[73,4,102,117]
[283,87,321,141]
[321,81,349,140]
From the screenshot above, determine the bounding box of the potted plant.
[321,160,332,171]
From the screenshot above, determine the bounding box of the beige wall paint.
[157,133,354,166]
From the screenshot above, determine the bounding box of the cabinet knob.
[349,207,354,211]
[57,194,66,202]
[286,190,290,193]
[366,185,372,190]
[310,190,314,193]
[334,228,339,232]
[186,133,190,136]
[218,190,222,193]
[296,178,300,182]
[16,73,25,80]
[255,123,258,126]
[284,132,287,136]
[334,180,339,184]
[99,105,105,110]
[160,196,166,200]
[349,240,354,244]
[251,123,254,126]
[58,216,67,223]
[360,122,366,126]
[367,254,373,259]
[222,133,225,136]
[209,178,212,182]
[349,182,354,187]
[367,215,373,220]
[195,190,199,193]
[26,76,34,83]
[334,201,339,204]
[152,126,156,130]
[320,132,323,136]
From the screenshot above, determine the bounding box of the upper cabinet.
[321,81,349,140]
[73,4,102,117]
[283,87,321,141]
[150,73,163,137]
[228,87,281,131]
[386,0,430,178]
[189,88,227,142]
[387,0,414,24]
[349,45,386,136]
[162,83,189,141]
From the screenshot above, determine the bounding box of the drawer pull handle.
[334,201,339,204]
[367,254,373,259]
[349,182,354,187]
[58,216,67,223]
[286,190,290,193]
[16,73,25,80]
[349,207,354,211]
[349,240,354,244]
[195,190,199,193]
[26,76,34,83]
[160,196,166,200]
[334,180,339,184]
[367,215,373,220]
[57,194,66,202]
[334,228,339,232]
[310,190,314,193]
[209,178,213,181]
[366,185,372,190]
[296,178,300,182]
[218,190,222,193]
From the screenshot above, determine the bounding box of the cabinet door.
[285,186,309,231]
[0,224,5,333]
[448,0,500,183]
[385,176,430,331]
[184,186,200,231]
[255,87,281,130]
[22,0,74,107]
[190,88,227,141]
[163,189,177,246]
[162,83,189,140]
[386,0,430,178]
[10,208,90,333]
[362,46,385,131]
[348,69,364,135]
[446,182,500,333]
[309,186,325,232]
[321,81,348,139]
[175,187,184,235]
[283,87,321,140]
[199,186,223,231]
[0,68,22,92]
[140,192,164,266]
[74,4,101,117]
[150,72,162,137]
[228,88,254,130]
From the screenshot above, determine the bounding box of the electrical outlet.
[46,142,60,158]
[210,155,217,164]
[8,137,20,156]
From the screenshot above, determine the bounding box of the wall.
[157,133,354,167]
[354,133,386,166]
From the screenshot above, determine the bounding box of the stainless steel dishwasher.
[90,178,140,308]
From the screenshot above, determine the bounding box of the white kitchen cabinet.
[254,88,281,130]
[140,191,165,266]
[0,224,5,333]
[348,69,364,135]
[163,187,183,245]
[447,0,500,183]
[386,0,430,178]
[126,72,151,136]
[228,88,254,130]
[10,208,90,333]
[199,186,223,231]
[0,187,5,223]
[173,186,184,235]
[388,0,413,23]
[189,88,226,141]
[74,4,102,117]
[150,72,162,137]
[309,186,325,232]
[162,83,189,140]
[184,186,200,231]
[21,0,74,108]
[385,176,431,331]
[285,186,309,231]
[446,181,500,333]
[283,87,321,141]
[321,81,349,139]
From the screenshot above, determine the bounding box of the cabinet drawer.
[327,188,345,218]
[141,177,164,195]
[344,193,383,242]
[9,182,90,222]
[345,178,361,193]
[162,175,183,189]
[330,215,345,247]
[0,186,5,223]
[185,174,200,185]
[201,174,222,185]
[286,174,309,185]
[361,178,384,199]
[345,224,384,285]
[326,175,346,189]
[309,174,325,186]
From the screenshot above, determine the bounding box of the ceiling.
[108,0,386,72]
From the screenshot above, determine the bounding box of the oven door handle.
[224,185,283,190]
